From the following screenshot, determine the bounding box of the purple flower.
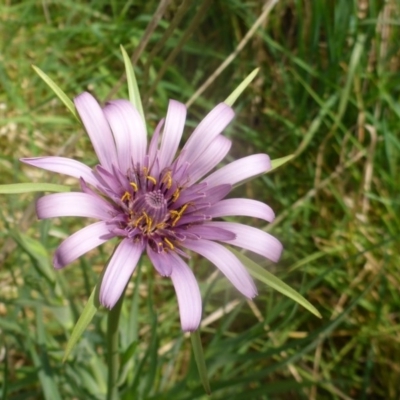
[21,92,282,331]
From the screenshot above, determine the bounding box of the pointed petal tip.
[182,321,201,333]
[169,253,202,332]
[273,240,284,262]
[250,287,258,299]
[73,91,93,103]
[53,253,64,270]
[99,297,114,309]
[183,239,257,299]
[99,239,144,310]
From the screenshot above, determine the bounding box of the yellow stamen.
[130,182,138,192]
[172,188,180,202]
[143,212,153,231]
[164,238,174,250]
[147,175,157,185]
[121,191,131,202]
[179,203,190,214]
[162,171,173,189]
[171,203,190,227]
[134,215,145,227]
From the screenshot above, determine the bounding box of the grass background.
[1,0,400,398]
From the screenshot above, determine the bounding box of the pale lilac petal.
[94,165,123,195]
[158,100,187,170]
[208,199,275,222]
[36,193,113,220]
[169,251,202,332]
[103,100,147,170]
[54,221,111,269]
[146,245,173,276]
[148,118,164,166]
[180,103,234,164]
[100,239,144,308]
[203,184,231,204]
[187,135,232,184]
[204,221,283,262]
[202,154,271,188]
[185,225,235,241]
[74,92,117,171]
[183,239,257,298]
[20,157,98,187]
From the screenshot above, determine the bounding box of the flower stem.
[106,294,124,400]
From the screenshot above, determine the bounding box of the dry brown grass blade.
[185,0,280,107]
[362,124,378,216]
[267,149,367,230]
[105,0,172,102]
[143,0,213,105]
[142,0,192,90]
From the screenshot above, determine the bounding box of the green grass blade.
[270,155,294,171]
[32,65,78,120]
[190,330,211,395]
[120,45,145,122]
[232,155,293,188]
[337,33,365,120]
[224,68,259,106]
[230,248,321,318]
[10,231,55,284]
[35,306,63,400]
[0,183,71,193]
[63,285,99,361]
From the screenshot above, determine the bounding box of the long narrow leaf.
[230,248,321,318]
[32,65,78,120]
[10,231,55,284]
[35,306,63,400]
[270,155,294,171]
[120,45,145,122]
[224,68,259,106]
[0,183,70,194]
[63,286,100,361]
[191,330,211,395]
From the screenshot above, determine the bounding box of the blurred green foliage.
[1,0,399,399]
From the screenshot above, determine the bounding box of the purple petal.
[169,251,202,332]
[100,239,144,308]
[183,239,257,298]
[54,221,111,269]
[185,225,235,241]
[20,157,98,187]
[203,184,231,204]
[158,100,187,170]
[202,154,271,188]
[204,221,283,262]
[79,177,118,210]
[36,193,113,220]
[146,245,173,276]
[180,103,234,164]
[172,183,207,208]
[103,100,147,171]
[174,214,210,227]
[94,165,125,195]
[187,135,232,184]
[148,118,164,166]
[74,92,117,171]
[208,199,275,222]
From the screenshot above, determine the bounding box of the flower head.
[22,92,282,331]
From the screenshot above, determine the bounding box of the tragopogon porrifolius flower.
[22,92,282,331]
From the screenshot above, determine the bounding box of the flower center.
[129,190,168,233]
